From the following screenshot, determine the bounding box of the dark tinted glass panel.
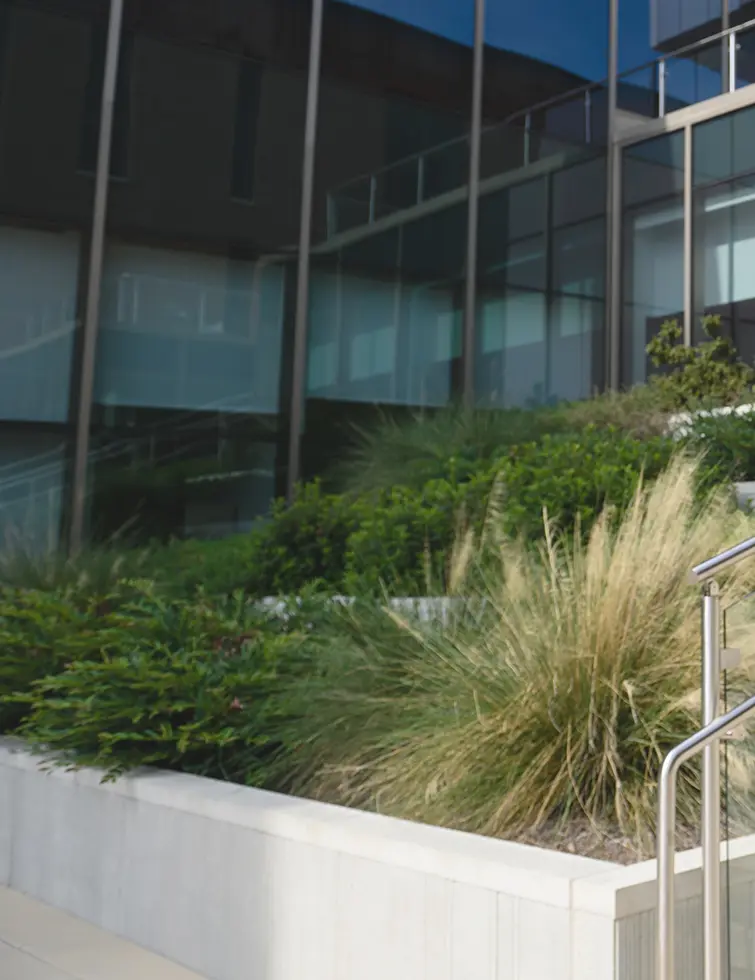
[0,0,103,548]
[621,133,685,385]
[476,157,606,408]
[0,0,103,426]
[301,0,473,479]
[694,104,755,187]
[88,0,309,543]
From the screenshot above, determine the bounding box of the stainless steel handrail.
[658,693,755,980]
[690,538,755,585]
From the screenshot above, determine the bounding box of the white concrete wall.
[2,739,755,980]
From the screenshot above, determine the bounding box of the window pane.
[88,0,309,542]
[301,0,473,478]
[622,135,685,385]
[0,434,66,552]
[0,0,102,426]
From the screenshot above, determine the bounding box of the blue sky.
[337,0,655,82]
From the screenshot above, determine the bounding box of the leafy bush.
[0,587,105,732]
[239,482,372,596]
[276,459,755,857]
[14,586,324,782]
[345,428,676,594]
[683,409,755,483]
[647,315,755,409]
[555,384,674,439]
[140,534,262,598]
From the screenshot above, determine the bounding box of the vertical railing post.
[584,89,592,145]
[368,174,377,224]
[657,751,678,980]
[416,154,425,205]
[728,30,737,93]
[658,59,667,119]
[523,111,532,165]
[702,580,723,980]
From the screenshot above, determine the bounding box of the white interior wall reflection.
[0,226,77,422]
[93,244,285,414]
[306,269,457,407]
[476,159,605,408]
[700,181,755,308]
[623,202,684,383]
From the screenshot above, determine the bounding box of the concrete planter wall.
[2,739,755,980]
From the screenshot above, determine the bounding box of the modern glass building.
[0,0,753,550]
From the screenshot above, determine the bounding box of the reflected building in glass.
[1,0,755,548]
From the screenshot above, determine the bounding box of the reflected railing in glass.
[326,85,605,239]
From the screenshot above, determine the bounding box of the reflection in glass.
[0,435,66,552]
[477,158,606,407]
[302,0,473,476]
[0,227,79,422]
[621,133,685,385]
[87,0,309,542]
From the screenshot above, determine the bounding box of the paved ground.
[0,887,206,980]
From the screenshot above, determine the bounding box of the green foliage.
[493,428,675,541]
[345,428,675,594]
[646,315,755,409]
[333,403,568,496]
[555,383,675,439]
[0,544,150,594]
[683,409,755,483]
[0,587,102,732]
[140,534,262,598]
[241,481,372,596]
[273,462,755,856]
[14,586,325,782]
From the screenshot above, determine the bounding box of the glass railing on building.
[326,83,608,238]
[620,16,755,123]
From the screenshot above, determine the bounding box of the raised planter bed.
[2,739,755,979]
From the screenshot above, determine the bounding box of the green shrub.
[0,544,150,594]
[555,384,674,439]
[14,586,325,782]
[140,534,261,598]
[345,429,676,594]
[333,403,568,496]
[683,410,755,483]
[493,428,675,541]
[0,587,103,732]
[344,479,474,594]
[276,460,755,857]
[646,315,755,409]
[240,481,372,596]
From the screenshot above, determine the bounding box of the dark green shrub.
[14,586,325,781]
[494,428,675,542]
[683,409,755,483]
[344,480,470,594]
[0,587,102,732]
[240,481,372,596]
[333,403,568,496]
[646,316,755,409]
[345,429,677,594]
[141,534,261,598]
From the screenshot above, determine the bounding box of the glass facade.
[86,0,310,543]
[2,0,755,550]
[300,0,474,478]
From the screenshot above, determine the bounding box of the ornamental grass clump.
[283,458,755,857]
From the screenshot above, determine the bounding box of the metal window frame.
[68,0,125,553]
[461,0,486,407]
[608,82,755,393]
